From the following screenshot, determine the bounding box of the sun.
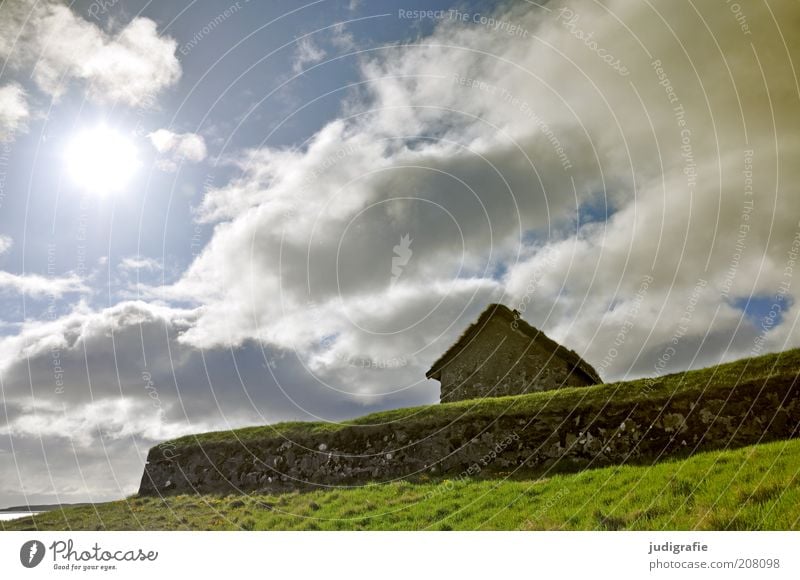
[65,125,139,194]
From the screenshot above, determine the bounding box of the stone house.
[426,303,602,402]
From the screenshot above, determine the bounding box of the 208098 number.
[735,558,780,569]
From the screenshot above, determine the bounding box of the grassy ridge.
[4,438,800,531]
[164,347,800,449]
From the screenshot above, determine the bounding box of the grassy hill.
[4,347,800,530]
[4,438,800,531]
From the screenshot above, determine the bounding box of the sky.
[0,0,798,508]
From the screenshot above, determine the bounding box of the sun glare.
[65,125,139,194]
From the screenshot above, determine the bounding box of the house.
[426,303,602,402]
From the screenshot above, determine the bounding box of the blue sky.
[0,0,798,507]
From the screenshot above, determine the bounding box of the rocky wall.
[139,373,800,496]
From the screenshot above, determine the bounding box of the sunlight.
[65,125,139,194]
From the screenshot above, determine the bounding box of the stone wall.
[138,373,800,497]
[439,315,592,402]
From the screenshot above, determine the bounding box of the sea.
[0,511,41,521]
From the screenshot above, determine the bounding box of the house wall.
[438,316,591,402]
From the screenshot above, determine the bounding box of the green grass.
[5,438,800,530]
[161,347,800,450]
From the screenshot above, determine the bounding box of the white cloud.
[0,271,87,297]
[0,398,204,448]
[331,23,357,51]
[0,235,12,256]
[119,256,161,272]
[0,2,180,107]
[0,84,29,139]
[0,300,196,378]
[148,129,207,171]
[292,37,326,74]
